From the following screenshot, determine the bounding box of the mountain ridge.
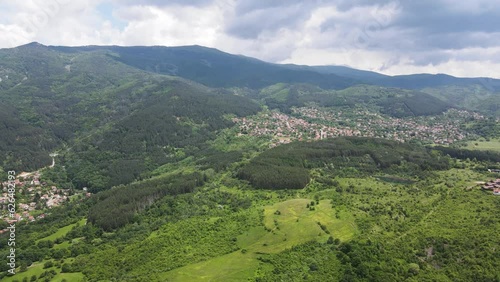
[9,41,500,88]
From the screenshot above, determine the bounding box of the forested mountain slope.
[0,43,260,182]
[0,43,499,282]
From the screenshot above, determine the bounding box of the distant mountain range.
[2,43,499,282]
[39,42,500,91]
[0,42,498,178]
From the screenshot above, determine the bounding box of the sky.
[1,0,500,78]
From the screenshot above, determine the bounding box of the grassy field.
[36,218,86,243]
[163,251,260,281]
[51,273,85,282]
[163,198,357,281]
[3,219,88,281]
[2,261,84,282]
[53,241,71,250]
[464,139,500,151]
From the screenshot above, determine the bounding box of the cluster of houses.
[0,172,88,226]
[234,111,361,147]
[234,107,480,147]
[481,179,500,195]
[293,107,472,145]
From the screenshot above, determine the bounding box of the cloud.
[224,4,308,39]
[0,0,499,78]
[111,0,214,7]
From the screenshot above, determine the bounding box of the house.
[482,179,500,195]
[482,179,500,190]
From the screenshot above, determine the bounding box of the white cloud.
[115,3,227,47]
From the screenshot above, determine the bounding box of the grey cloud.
[311,0,500,68]
[224,4,310,39]
[114,0,214,7]
[333,0,394,11]
[223,0,329,39]
[232,0,321,15]
[395,1,500,34]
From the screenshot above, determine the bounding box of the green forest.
[0,43,499,282]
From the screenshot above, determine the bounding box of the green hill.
[0,43,260,188]
[1,42,499,282]
[50,44,357,90]
[238,137,450,189]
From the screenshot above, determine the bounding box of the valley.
[0,43,499,282]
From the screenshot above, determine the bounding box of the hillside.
[0,43,260,183]
[2,135,499,282]
[49,44,357,90]
[292,63,500,93]
[1,42,500,282]
[256,83,451,117]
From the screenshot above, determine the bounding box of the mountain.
[286,63,500,92]
[46,43,500,116]
[0,42,260,182]
[0,42,497,180]
[49,44,357,90]
[11,42,500,93]
[1,42,500,282]
[285,64,390,82]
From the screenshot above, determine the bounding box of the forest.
[0,43,499,282]
[238,137,451,189]
[258,84,451,117]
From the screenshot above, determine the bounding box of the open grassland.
[3,261,84,282]
[163,198,357,281]
[464,139,500,151]
[163,251,260,282]
[36,218,87,243]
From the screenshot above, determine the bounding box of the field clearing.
[36,218,86,243]
[53,241,70,250]
[163,251,260,281]
[464,139,500,151]
[51,272,85,282]
[163,198,357,281]
[2,261,84,282]
[3,262,45,282]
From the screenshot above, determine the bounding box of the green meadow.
[36,218,87,243]
[163,198,356,281]
[465,139,500,151]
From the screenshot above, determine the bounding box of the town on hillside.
[0,171,90,234]
[233,107,483,148]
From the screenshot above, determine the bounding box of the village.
[481,178,500,195]
[0,171,90,233]
[233,107,483,147]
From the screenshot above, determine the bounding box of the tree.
[327,236,335,244]
[61,263,72,273]
[43,261,53,269]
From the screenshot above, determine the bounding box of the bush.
[43,261,53,269]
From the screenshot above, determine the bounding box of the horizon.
[6,41,500,80]
[1,1,499,78]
